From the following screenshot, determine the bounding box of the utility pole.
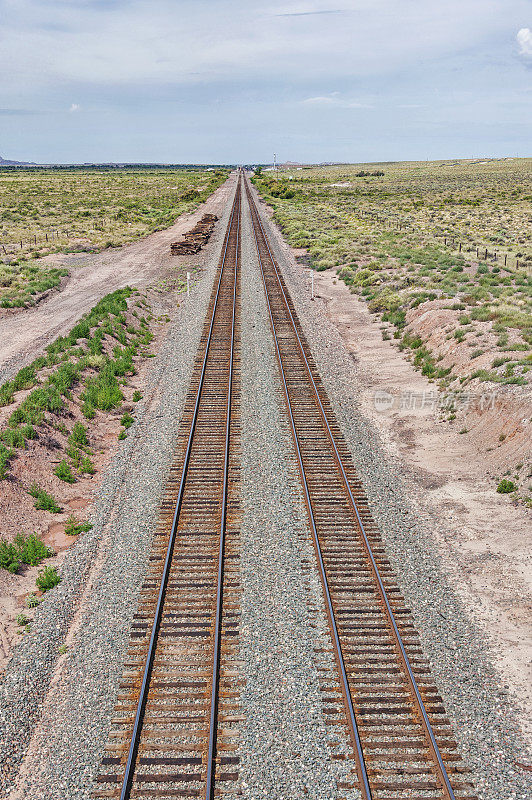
[274,152,277,178]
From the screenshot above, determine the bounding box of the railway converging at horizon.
[93,171,478,800]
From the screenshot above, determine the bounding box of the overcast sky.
[1,0,531,163]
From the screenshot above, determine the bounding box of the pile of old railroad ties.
[170,213,219,255]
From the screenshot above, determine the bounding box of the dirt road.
[0,173,236,383]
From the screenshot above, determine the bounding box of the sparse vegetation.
[0,167,228,305]
[54,459,76,483]
[64,516,93,536]
[0,287,156,481]
[69,422,89,448]
[36,565,61,592]
[29,484,62,513]
[26,593,40,608]
[0,533,53,573]
[0,263,69,309]
[253,159,531,388]
[497,478,517,493]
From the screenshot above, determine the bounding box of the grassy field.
[0,166,228,307]
[252,158,532,388]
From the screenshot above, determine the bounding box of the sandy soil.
[0,174,236,382]
[303,266,532,743]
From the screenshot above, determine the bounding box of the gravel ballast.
[0,174,237,800]
[237,193,359,800]
[247,181,531,800]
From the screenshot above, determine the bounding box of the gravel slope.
[247,181,531,800]
[0,174,237,800]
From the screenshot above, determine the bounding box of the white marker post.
[311,271,314,301]
[187,272,190,297]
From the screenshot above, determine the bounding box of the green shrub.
[69,421,89,448]
[26,593,40,608]
[14,533,53,566]
[492,357,509,368]
[66,445,82,468]
[0,382,15,407]
[81,401,96,419]
[30,484,62,513]
[0,541,21,573]
[36,565,61,592]
[0,443,13,480]
[0,533,53,573]
[54,459,76,483]
[402,333,423,349]
[132,390,142,402]
[65,516,93,536]
[81,366,123,411]
[80,455,95,475]
[22,423,36,440]
[1,427,25,448]
[496,479,517,493]
[120,412,134,429]
[12,365,36,391]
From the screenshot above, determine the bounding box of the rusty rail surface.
[94,177,242,800]
[244,173,478,800]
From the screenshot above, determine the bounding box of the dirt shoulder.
[0,174,236,383]
[308,266,532,742]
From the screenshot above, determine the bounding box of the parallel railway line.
[244,174,477,800]
[93,171,478,800]
[94,180,242,800]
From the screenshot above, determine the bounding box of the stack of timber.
[170,213,219,255]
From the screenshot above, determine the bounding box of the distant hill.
[0,155,36,166]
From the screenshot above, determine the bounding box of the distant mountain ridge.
[0,155,36,166]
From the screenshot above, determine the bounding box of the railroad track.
[94,171,479,800]
[243,174,478,800]
[94,178,242,800]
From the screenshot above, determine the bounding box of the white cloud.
[69,103,81,112]
[0,0,527,96]
[517,27,532,56]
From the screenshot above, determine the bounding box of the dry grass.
[253,158,532,387]
[0,166,228,306]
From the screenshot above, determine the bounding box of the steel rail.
[204,174,240,800]
[119,178,241,800]
[245,181,372,800]
[244,175,457,800]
